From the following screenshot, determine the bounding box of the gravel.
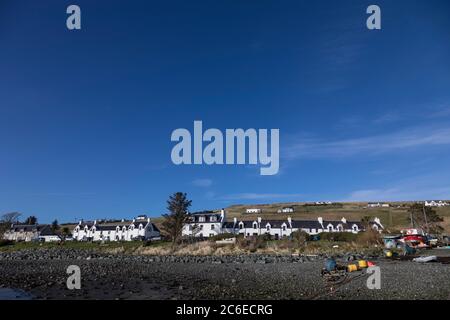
[0,248,449,300]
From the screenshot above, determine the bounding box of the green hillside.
[222,202,450,233]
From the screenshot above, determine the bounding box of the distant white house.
[245,208,262,214]
[425,200,449,207]
[277,207,294,213]
[314,201,332,205]
[72,215,160,241]
[367,202,389,208]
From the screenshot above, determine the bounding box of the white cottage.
[182,210,226,238]
[3,224,59,242]
[72,216,160,242]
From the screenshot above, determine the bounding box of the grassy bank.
[0,235,383,257]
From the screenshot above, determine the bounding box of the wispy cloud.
[343,172,450,202]
[285,125,450,160]
[220,193,303,201]
[372,112,402,125]
[192,178,213,188]
[345,186,450,202]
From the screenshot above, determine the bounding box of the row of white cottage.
[182,210,383,239]
[72,216,160,241]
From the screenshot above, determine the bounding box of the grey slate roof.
[221,219,373,231]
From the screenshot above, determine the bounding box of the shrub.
[0,239,14,247]
[236,235,266,252]
[356,230,382,245]
[319,232,358,242]
[209,233,236,242]
[290,230,309,245]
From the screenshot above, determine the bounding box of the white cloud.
[343,173,450,202]
[285,125,450,160]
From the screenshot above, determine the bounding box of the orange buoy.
[358,260,368,269]
[347,264,358,272]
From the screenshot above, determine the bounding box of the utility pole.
[422,203,429,234]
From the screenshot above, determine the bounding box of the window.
[253,223,258,229]
[282,225,286,231]
[198,216,206,222]
[327,225,333,232]
[266,225,270,231]
[239,224,243,229]
[311,228,316,233]
[210,216,217,222]
[211,225,215,230]
[209,234,214,237]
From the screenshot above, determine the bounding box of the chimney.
[317,217,323,227]
[257,217,262,224]
[374,217,383,229]
[233,217,237,224]
[94,220,97,225]
[147,218,150,223]
[341,217,347,224]
[287,217,292,228]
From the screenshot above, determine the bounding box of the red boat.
[400,228,428,248]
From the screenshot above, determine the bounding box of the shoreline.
[1,248,450,300]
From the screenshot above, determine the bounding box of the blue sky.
[1,0,450,223]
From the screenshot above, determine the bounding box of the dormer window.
[253,222,258,229]
[210,216,217,222]
[266,225,270,231]
[198,216,206,222]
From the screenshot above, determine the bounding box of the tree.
[61,227,71,238]
[25,216,38,225]
[51,219,59,232]
[407,203,443,234]
[161,192,192,246]
[0,212,21,237]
